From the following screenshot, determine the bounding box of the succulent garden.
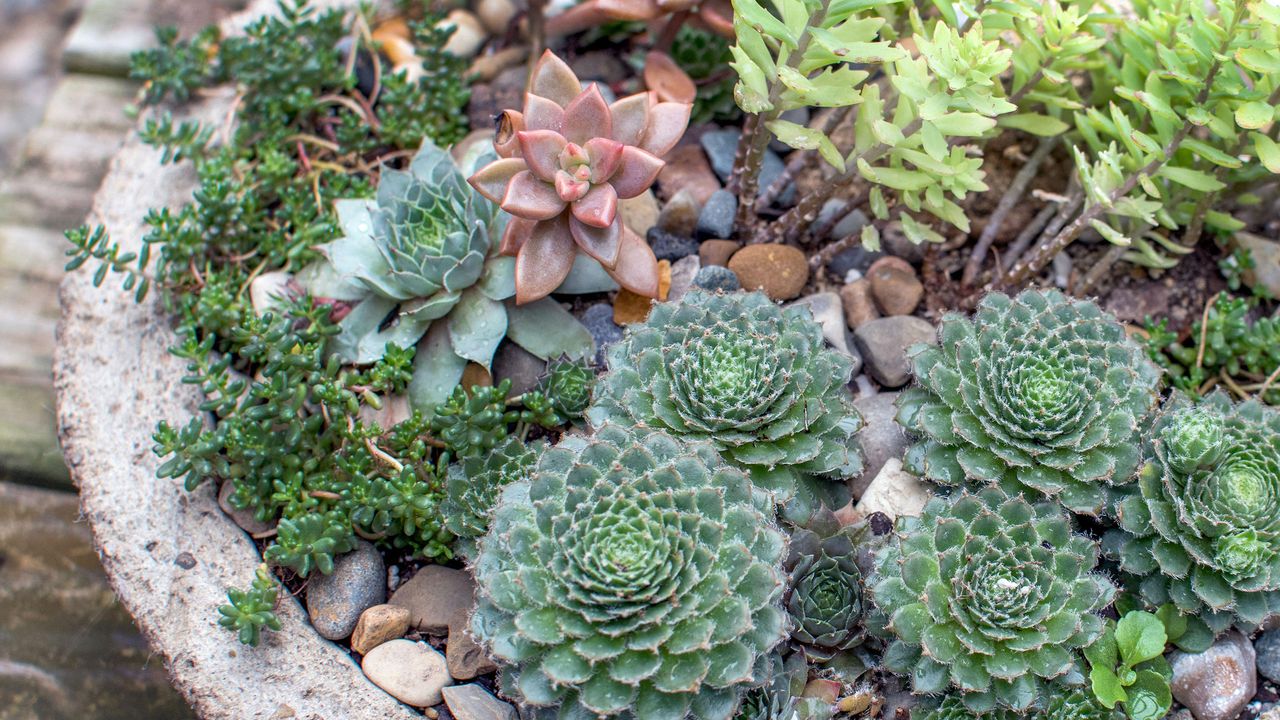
[59,0,1280,718]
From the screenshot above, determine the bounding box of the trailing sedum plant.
[468,50,691,303]
[1107,391,1280,641]
[1143,291,1280,406]
[895,289,1161,516]
[304,139,605,409]
[217,564,282,647]
[587,290,864,520]
[470,423,787,719]
[872,487,1115,713]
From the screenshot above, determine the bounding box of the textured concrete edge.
[51,1,422,718]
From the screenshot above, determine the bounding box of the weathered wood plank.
[0,224,68,284]
[0,380,67,486]
[39,74,138,133]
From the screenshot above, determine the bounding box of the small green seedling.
[217,564,283,647]
[1084,608,1179,720]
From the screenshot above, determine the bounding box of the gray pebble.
[1171,630,1256,720]
[306,540,386,640]
[1255,628,1280,683]
[491,341,546,397]
[695,189,737,240]
[692,265,741,293]
[577,303,622,367]
[647,227,700,261]
[699,129,793,204]
[853,316,937,388]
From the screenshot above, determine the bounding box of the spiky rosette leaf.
[441,435,539,557]
[914,695,1022,720]
[872,488,1115,713]
[540,356,596,419]
[587,290,864,520]
[471,423,788,719]
[1041,688,1122,720]
[1108,391,1280,635]
[896,289,1160,516]
[784,527,865,662]
[731,651,833,720]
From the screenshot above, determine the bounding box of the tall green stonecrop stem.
[872,488,1115,713]
[1107,391,1280,644]
[895,289,1161,516]
[586,290,864,522]
[470,424,787,719]
[728,0,1019,244]
[727,0,903,233]
[1001,0,1280,288]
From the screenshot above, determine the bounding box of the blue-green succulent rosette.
[1107,391,1280,645]
[301,138,616,408]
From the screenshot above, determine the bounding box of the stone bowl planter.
[53,2,421,718]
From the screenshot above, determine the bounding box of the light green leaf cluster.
[730,0,903,118]
[854,16,1015,241]
[300,139,603,409]
[730,0,1027,242]
[1083,611,1174,720]
[1069,0,1280,267]
[938,0,1109,136]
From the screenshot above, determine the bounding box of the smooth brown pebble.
[658,188,701,236]
[446,622,499,680]
[460,363,492,390]
[390,565,476,634]
[361,639,452,708]
[656,145,720,204]
[728,244,809,300]
[867,256,923,316]
[839,278,880,329]
[698,239,740,267]
[351,604,411,656]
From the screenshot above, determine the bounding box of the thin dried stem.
[962,136,1057,286]
[1195,291,1220,371]
[1077,243,1128,295]
[753,106,852,214]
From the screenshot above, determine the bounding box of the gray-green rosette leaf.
[471,423,788,719]
[895,288,1160,516]
[304,139,601,408]
[587,290,864,520]
[1108,391,1280,637]
[872,487,1114,713]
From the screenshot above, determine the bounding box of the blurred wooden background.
[0,1,239,717]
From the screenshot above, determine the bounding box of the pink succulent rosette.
[468,51,691,304]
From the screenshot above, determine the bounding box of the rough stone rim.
[52,1,421,717]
